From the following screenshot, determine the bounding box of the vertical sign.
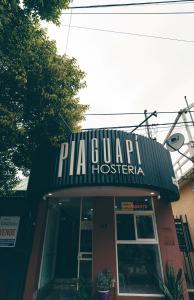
[0,216,20,247]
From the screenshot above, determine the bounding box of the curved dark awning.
[28,130,179,201]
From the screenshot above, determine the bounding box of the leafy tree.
[4,0,70,23]
[0,152,20,196]
[0,1,88,195]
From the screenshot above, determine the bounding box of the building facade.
[0,129,189,300]
[172,156,194,299]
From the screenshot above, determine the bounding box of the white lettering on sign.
[58,136,144,177]
[135,135,141,165]
[103,138,111,163]
[91,138,98,163]
[58,142,69,177]
[91,164,144,175]
[116,138,123,163]
[69,141,75,176]
[125,140,133,164]
[76,140,86,175]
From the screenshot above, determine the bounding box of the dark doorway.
[55,203,80,278]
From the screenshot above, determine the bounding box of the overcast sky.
[42,0,194,169]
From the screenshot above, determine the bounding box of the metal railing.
[173,145,194,180]
[174,215,194,289]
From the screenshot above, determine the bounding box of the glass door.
[77,198,93,280]
[38,205,60,289]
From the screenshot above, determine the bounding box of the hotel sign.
[58,135,144,177]
[29,130,179,201]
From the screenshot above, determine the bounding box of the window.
[115,197,162,295]
[117,214,135,240]
[136,215,155,239]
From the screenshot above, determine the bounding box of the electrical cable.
[59,113,72,134]
[61,11,194,15]
[124,124,194,134]
[62,24,194,43]
[65,8,73,54]
[82,121,194,130]
[68,0,194,9]
[136,124,194,136]
[84,111,194,115]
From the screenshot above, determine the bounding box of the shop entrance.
[55,198,93,280]
[37,198,93,298]
[55,201,80,278]
[78,198,93,280]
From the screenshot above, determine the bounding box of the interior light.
[90,208,93,211]
[58,202,62,205]
[150,192,155,195]
[48,193,52,196]
[84,217,88,220]
[145,199,148,202]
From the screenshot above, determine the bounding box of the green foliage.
[0,151,20,196]
[23,0,70,23]
[0,1,88,195]
[158,263,184,300]
[1,0,70,23]
[96,270,113,291]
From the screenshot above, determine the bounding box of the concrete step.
[43,290,75,300]
[36,278,77,300]
[51,279,77,291]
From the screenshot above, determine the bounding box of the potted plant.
[96,270,113,300]
[158,263,184,300]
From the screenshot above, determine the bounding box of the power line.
[84,111,194,115]
[68,0,194,9]
[59,113,72,134]
[137,123,194,131]
[65,8,73,54]
[125,123,194,131]
[121,123,194,139]
[62,24,194,43]
[82,121,194,130]
[136,122,194,128]
[86,112,145,115]
[61,11,194,15]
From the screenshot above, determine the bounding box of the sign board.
[121,202,134,210]
[0,216,20,247]
[57,133,144,177]
[121,201,149,211]
[29,129,179,201]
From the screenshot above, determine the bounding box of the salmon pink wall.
[23,195,189,300]
[23,200,48,300]
[93,197,189,300]
[93,197,117,282]
[154,198,189,300]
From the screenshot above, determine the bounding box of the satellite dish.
[165,133,185,152]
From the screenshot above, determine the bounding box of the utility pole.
[182,99,194,159]
[144,109,152,138]
[163,99,194,161]
[184,96,194,127]
[162,110,185,146]
[131,110,157,135]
